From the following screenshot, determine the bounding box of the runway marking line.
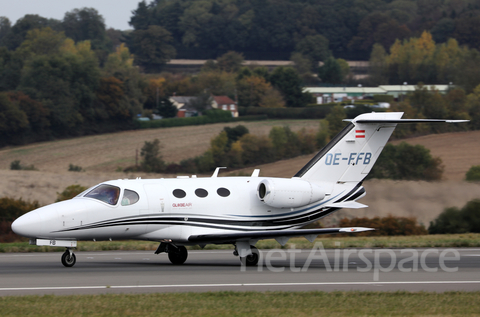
[2,281,480,292]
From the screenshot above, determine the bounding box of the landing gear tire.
[241,246,259,266]
[168,245,188,265]
[61,250,76,267]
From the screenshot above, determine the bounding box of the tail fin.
[295,112,467,187]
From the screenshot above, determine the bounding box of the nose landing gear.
[155,242,188,265]
[61,248,76,267]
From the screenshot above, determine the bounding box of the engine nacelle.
[257,178,325,208]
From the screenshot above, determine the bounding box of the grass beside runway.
[1,233,480,253]
[0,291,480,316]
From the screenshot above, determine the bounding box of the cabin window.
[195,188,208,198]
[173,189,186,198]
[85,184,120,205]
[121,189,139,206]
[217,188,230,197]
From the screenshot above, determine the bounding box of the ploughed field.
[1,121,479,225]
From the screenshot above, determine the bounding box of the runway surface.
[1,248,480,296]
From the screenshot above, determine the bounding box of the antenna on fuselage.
[211,167,226,178]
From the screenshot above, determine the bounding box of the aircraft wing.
[188,227,373,245]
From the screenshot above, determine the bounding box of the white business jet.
[11,112,467,267]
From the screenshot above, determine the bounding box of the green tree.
[130,25,176,71]
[196,71,236,97]
[1,14,61,50]
[325,105,346,138]
[270,67,305,108]
[0,17,11,46]
[466,85,480,129]
[103,43,134,74]
[56,185,88,202]
[0,47,23,91]
[15,27,67,59]
[223,125,249,146]
[369,142,443,181]
[140,139,165,173]
[216,51,244,73]
[8,91,50,142]
[318,58,342,84]
[428,200,480,234]
[0,92,28,146]
[290,52,313,75]
[368,43,388,85]
[466,165,480,181]
[62,8,108,51]
[294,34,331,63]
[129,0,152,30]
[19,40,101,134]
[156,98,178,118]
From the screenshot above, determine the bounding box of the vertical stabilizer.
[294,112,404,187]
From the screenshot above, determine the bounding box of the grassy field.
[1,291,479,316]
[0,119,320,173]
[2,233,480,253]
[1,122,480,237]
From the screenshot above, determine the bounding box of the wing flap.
[188,227,373,244]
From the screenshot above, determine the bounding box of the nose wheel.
[61,249,76,267]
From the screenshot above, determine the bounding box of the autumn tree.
[236,75,271,107]
[259,88,285,108]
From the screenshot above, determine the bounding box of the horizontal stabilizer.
[188,227,374,244]
[324,201,368,209]
[345,118,469,124]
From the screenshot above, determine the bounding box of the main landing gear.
[234,245,260,266]
[155,242,188,265]
[61,248,76,267]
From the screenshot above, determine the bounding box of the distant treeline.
[2,3,480,149]
[129,0,480,62]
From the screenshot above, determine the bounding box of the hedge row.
[338,215,428,236]
[134,114,268,129]
[238,106,335,119]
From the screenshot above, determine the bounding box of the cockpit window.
[121,189,139,206]
[85,184,120,205]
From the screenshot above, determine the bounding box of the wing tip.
[339,227,375,233]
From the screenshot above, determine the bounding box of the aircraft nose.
[11,211,42,238]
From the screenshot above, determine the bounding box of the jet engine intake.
[257,178,325,208]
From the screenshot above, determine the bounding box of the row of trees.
[369,31,480,90]
[134,124,324,174]
[323,83,480,142]
[0,25,145,146]
[129,0,480,63]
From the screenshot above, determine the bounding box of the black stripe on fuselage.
[53,184,365,234]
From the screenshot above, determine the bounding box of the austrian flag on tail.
[355,130,365,138]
